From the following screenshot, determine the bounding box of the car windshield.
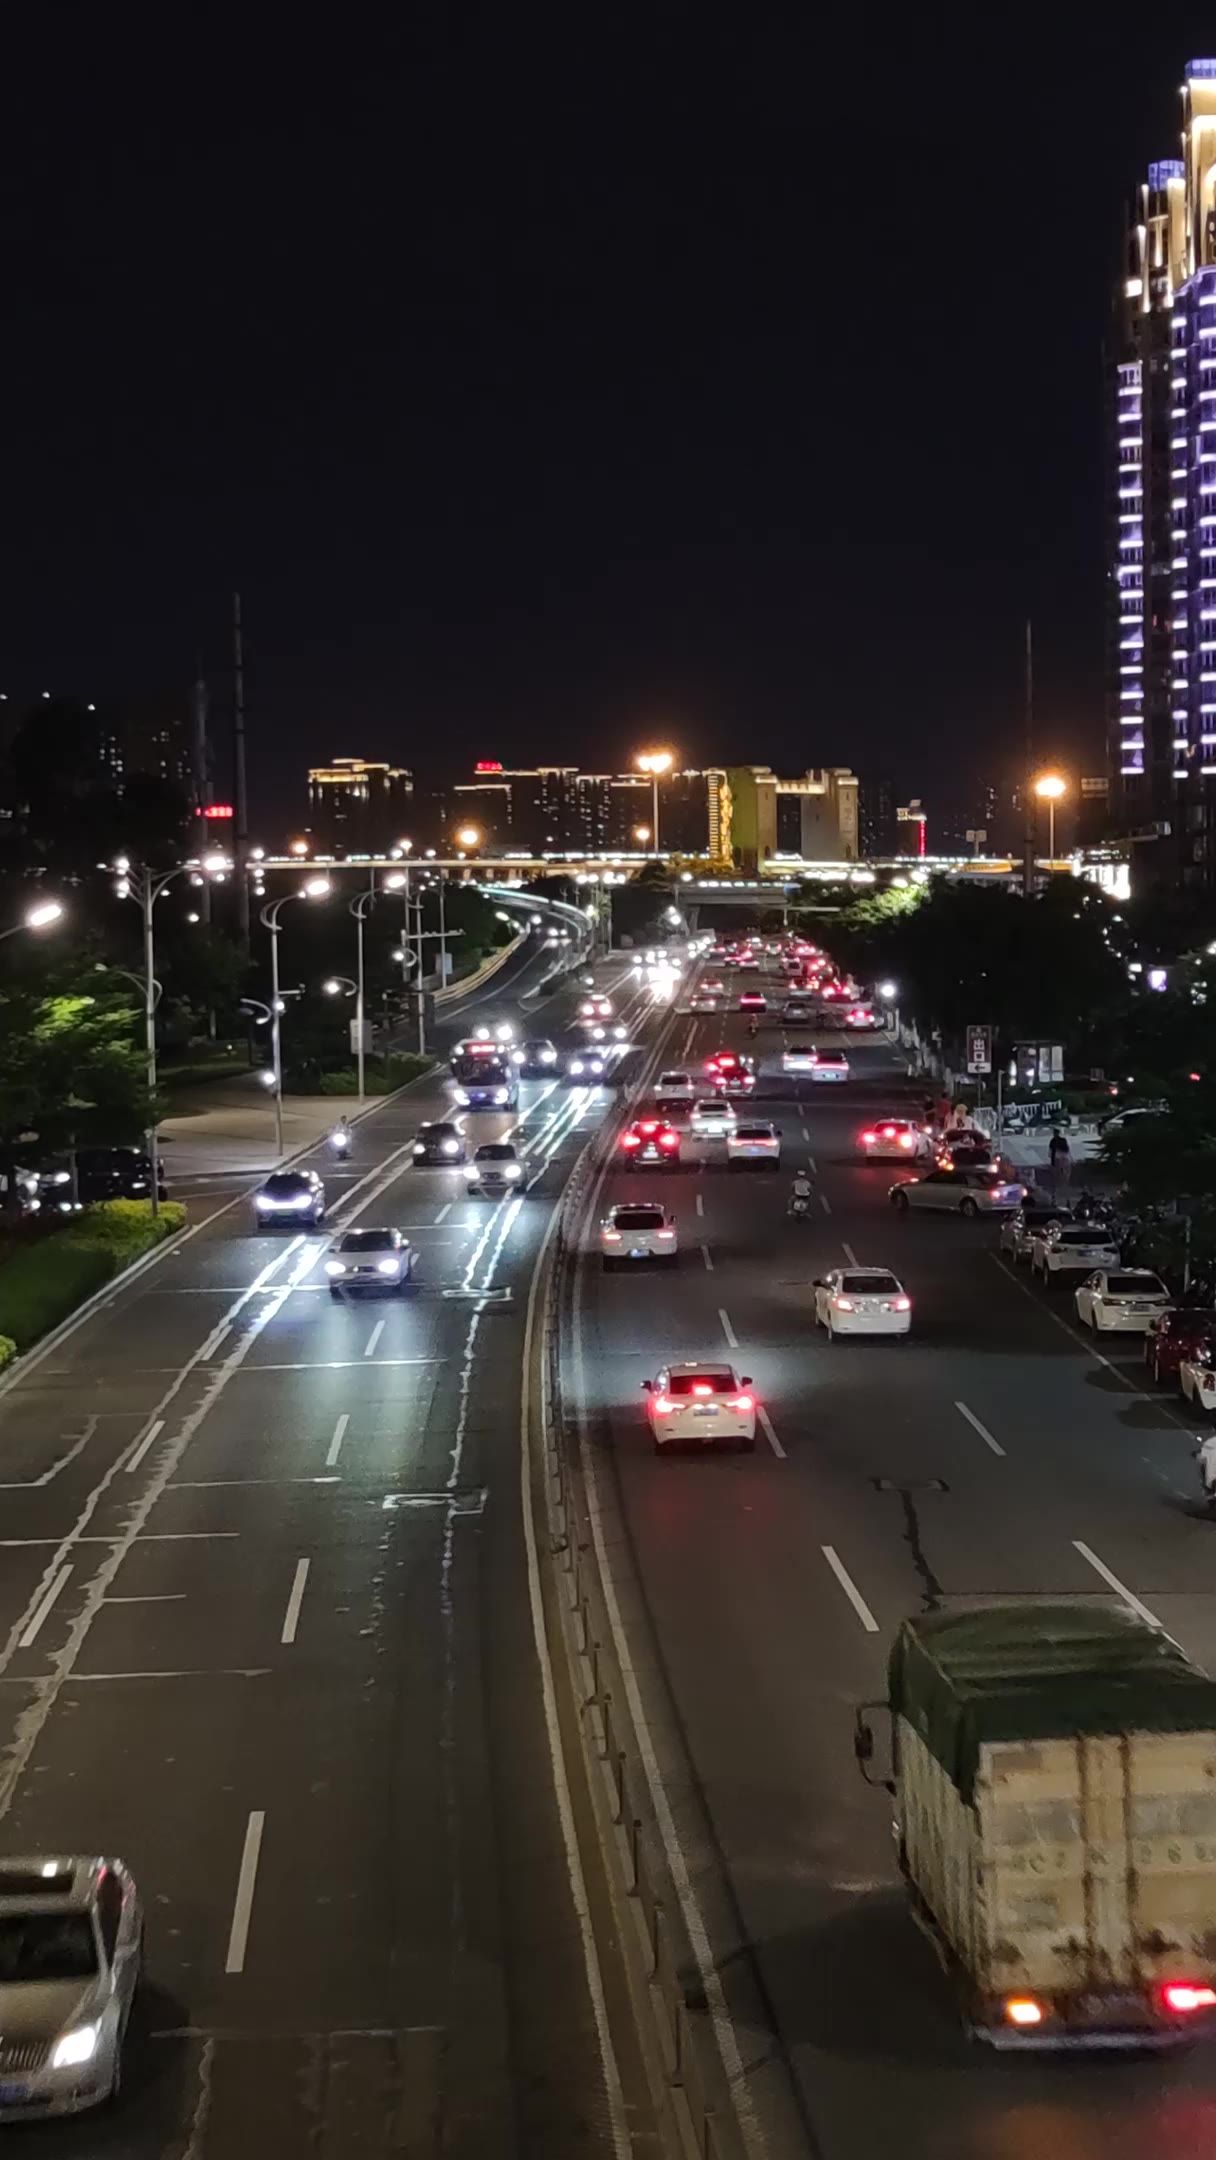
[1107,1274,1168,1295]
[614,1208,665,1230]
[262,1174,308,1196]
[0,1912,97,1983]
[1024,1206,1068,1223]
[841,1273,902,1295]
[667,1371,735,1397]
[339,1230,396,1253]
[476,1145,517,1161]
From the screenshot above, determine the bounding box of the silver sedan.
[0,1855,142,2117]
[890,1167,1024,1218]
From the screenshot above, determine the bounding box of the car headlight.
[454,1088,470,1106]
[494,1088,508,1104]
[540,1048,556,1064]
[569,1059,583,1075]
[442,1140,459,1156]
[377,1257,401,1275]
[505,1162,522,1180]
[325,1260,346,1276]
[52,2023,99,2069]
[413,1143,427,1156]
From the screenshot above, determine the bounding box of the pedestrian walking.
[1048,1127,1072,1194]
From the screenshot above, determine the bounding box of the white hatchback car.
[808,1049,850,1084]
[813,1267,912,1340]
[1031,1221,1121,1280]
[726,1120,782,1168]
[600,1201,678,1269]
[690,1096,736,1139]
[1074,1268,1171,1332]
[655,1069,696,1106]
[1180,1354,1216,1413]
[642,1363,756,1451]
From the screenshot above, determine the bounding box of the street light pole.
[261,879,330,1158]
[115,859,227,1219]
[349,887,378,1107]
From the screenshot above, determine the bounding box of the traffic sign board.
[966,1024,992,1075]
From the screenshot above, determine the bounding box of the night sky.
[6,11,1216,824]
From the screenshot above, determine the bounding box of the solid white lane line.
[433,1202,451,1224]
[701,1244,715,1273]
[325,1414,349,1468]
[19,1567,72,1649]
[821,1545,879,1633]
[841,1242,859,1268]
[363,1319,385,1359]
[757,1407,786,1459]
[819,1192,832,1215]
[695,1191,704,1217]
[718,1306,738,1349]
[1073,1540,1162,1629]
[125,1419,164,1475]
[280,1560,310,1646]
[955,1400,1006,1458]
[224,1811,266,1975]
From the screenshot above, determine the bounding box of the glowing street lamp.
[1034,773,1067,862]
[455,824,482,853]
[634,749,675,852]
[632,824,652,847]
[0,899,64,942]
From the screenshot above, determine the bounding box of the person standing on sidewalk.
[1048,1127,1071,1194]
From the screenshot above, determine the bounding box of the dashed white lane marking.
[363,1319,385,1358]
[701,1244,715,1273]
[806,1154,817,1175]
[18,1567,72,1649]
[325,1414,349,1468]
[1073,1540,1162,1629]
[695,1192,704,1217]
[955,1400,1006,1458]
[434,1202,452,1224]
[757,1407,786,1459]
[280,1560,310,1646]
[125,1419,164,1475]
[821,1545,879,1633]
[841,1242,859,1268]
[718,1306,738,1349]
[801,1125,811,1143]
[819,1192,832,1215]
[224,1810,266,1974]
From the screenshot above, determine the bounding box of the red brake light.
[1004,1996,1044,2028]
[653,1395,673,1414]
[1161,1982,1216,2015]
[657,1229,675,1239]
[898,1133,914,1149]
[861,1130,877,1145]
[621,1133,641,1151]
[640,1119,659,1134]
[603,1229,622,1240]
[732,1394,754,1413]
[892,1294,912,1311]
[659,1131,679,1150]
[692,1382,712,1397]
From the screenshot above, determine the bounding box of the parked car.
[1074,1268,1171,1333]
[1000,1200,1072,1263]
[1144,1306,1216,1385]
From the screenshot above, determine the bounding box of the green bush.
[0,1201,187,1355]
[313,1055,435,1097]
[0,1334,19,1373]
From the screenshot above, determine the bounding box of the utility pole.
[1022,618,1035,897]
[233,591,250,950]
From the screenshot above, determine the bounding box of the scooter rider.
[789,1169,814,1215]
[329,1115,352,1156]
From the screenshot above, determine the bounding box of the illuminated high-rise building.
[1108,59,1216,883]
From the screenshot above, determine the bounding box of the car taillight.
[1160,1982,1216,2015]
[621,1133,641,1151]
[1003,1996,1045,2028]
[892,1295,912,1311]
[860,1131,877,1146]
[654,1395,673,1414]
[657,1229,675,1239]
[603,1230,621,1240]
[692,1383,712,1396]
[659,1131,679,1150]
[732,1394,754,1413]
[898,1133,914,1149]
[834,1296,855,1312]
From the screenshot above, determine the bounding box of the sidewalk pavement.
[158,1073,408,1183]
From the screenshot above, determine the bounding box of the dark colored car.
[254,1168,326,1225]
[514,1037,558,1076]
[412,1121,466,1166]
[1144,1306,1216,1384]
[620,1117,681,1167]
[37,1147,167,1209]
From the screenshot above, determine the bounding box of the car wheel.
[329,1287,342,1300]
[959,1197,979,1219]
[892,1190,910,1213]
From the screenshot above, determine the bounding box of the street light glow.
[289,838,310,857]
[383,871,406,891]
[634,749,674,776]
[455,824,482,850]
[24,901,64,930]
[633,824,652,844]
[301,877,331,899]
[1034,773,1067,802]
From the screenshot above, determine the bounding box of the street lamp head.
[633,824,652,844]
[301,877,331,899]
[635,748,674,776]
[250,846,266,862]
[113,855,131,876]
[455,824,482,850]
[289,838,310,857]
[23,901,63,931]
[201,851,230,874]
[383,871,406,891]
[878,980,898,1000]
[323,978,342,996]
[258,1068,278,1090]
[1034,773,1067,803]
[397,838,414,854]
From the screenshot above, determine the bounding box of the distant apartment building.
[859,775,897,857]
[896,799,927,855]
[722,766,859,870]
[307,758,414,853]
[448,762,728,857]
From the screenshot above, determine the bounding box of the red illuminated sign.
[474,761,503,773]
[203,803,234,819]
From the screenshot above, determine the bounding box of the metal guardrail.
[529,1012,747,2160]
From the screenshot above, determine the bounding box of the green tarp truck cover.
[888,1603,1216,1803]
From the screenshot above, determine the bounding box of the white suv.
[642,1363,756,1451]
[655,1070,695,1105]
[690,1096,736,1138]
[600,1202,678,1269]
[1030,1221,1121,1280]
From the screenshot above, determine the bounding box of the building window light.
[1174,497,1188,509]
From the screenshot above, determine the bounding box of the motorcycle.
[328,1125,352,1157]
[788,1190,813,1219]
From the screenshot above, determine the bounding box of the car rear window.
[1058,1224,1111,1243]
[614,1208,665,1230]
[667,1371,735,1397]
[842,1273,902,1295]
[339,1230,395,1252]
[734,1125,774,1140]
[816,1053,846,1065]
[659,1073,689,1086]
[1107,1274,1168,1296]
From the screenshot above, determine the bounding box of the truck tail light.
[1003,1996,1045,2028]
[1160,1982,1216,2015]
[892,1295,912,1311]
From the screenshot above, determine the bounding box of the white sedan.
[1030,1222,1121,1279]
[642,1363,756,1451]
[690,1096,736,1138]
[655,1069,696,1105]
[808,1049,850,1084]
[813,1268,912,1340]
[782,1041,818,1075]
[1180,1355,1216,1414]
[600,1202,678,1269]
[725,1120,782,1168]
[858,1118,927,1163]
[688,992,720,1014]
[1074,1268,1172,1332]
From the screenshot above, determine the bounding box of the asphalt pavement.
[572,981,1216,2160]
[0,946,664,2157]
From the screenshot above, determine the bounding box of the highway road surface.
[0,948,665,2157]
[573,988,1216,2160]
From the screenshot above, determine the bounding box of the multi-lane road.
[0,942,663,2157]
[574,986,1216,2160]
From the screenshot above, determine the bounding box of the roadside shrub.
[0,1200,186,1355]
